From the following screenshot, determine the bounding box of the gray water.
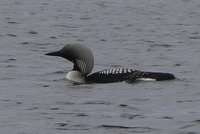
[1,0,200,133]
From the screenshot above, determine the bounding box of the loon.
[45,43,175,84]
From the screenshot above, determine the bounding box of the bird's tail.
[138,71,175,81]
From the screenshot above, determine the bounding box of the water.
[0,0,200,133]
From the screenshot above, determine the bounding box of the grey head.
[45,43,94,75]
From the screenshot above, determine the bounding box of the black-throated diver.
[45,43,175,84]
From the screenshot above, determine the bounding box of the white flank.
[137,78,156,81]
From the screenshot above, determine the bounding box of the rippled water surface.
[1,0,200,134]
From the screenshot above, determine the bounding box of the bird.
[45,43,175,84]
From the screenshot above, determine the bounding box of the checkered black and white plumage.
[86,68,175,83]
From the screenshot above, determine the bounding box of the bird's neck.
[66,70,86,84]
